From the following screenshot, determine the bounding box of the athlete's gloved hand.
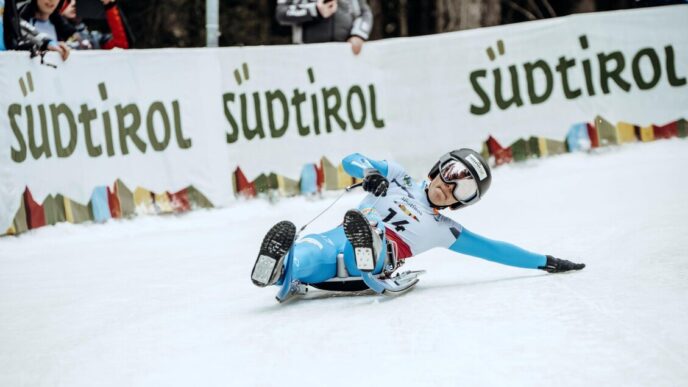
[362,168,389,197]
[538,255,586,273]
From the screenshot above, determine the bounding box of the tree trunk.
[481,0,501,27]
[369,0,384,40]
[437,0,501,32]
[436,0,459,32]
[459,0,482,30]
[399,0,408,37]
[258,0,270,43]
[572,0,596,13]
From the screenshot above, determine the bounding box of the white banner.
[1,5,687,231]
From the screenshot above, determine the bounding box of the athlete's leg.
[265,207,390,286]
[284,226,346,284]
[251,221,297,287]
[342,207,388,276]
[288,218,388,283]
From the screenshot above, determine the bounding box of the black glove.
[538,255,585,273]
[362,168,389,197]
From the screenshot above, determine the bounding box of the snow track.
[1,140,687,386]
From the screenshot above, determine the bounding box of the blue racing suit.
[280,153,546,285]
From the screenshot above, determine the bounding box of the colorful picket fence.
[4,181,213,236]
[481,117,685,163]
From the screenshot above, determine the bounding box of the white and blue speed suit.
[277,153,547,286]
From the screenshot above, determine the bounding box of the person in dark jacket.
[18,0,75,59]
[276,0,372,55]
[1,0,6,50]
[60,0,130,50]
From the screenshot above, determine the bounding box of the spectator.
[16,18,55,52]
[60,0,130,50]
[1,0,6,50]
[18,0,75,60]
[276,0,372,55]
[3,0,68,59]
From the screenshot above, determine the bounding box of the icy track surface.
[2,140,688,387]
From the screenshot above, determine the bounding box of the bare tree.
[436,0,460,32]
[482,0,502,27]
[437,0,501,32]
[459,0,482,30]
[368,0,385,39]
[572,0,596,13]
[117,0,640,48]
[399,0,409,36]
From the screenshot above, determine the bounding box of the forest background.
[116,0,680,48]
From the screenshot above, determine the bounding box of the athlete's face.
[427,176,460,207]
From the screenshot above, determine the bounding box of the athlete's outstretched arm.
[341,153,389,179]
[449,227,585,272]
[449,227,547,269]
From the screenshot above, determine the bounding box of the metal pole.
[206,0,219,47]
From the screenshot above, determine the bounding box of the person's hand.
[316,0,337,19]
[362,169,389,197]
[538,255,586,273]
[48,42,71,61]
[101,0,115,5]
[347,36,364,55]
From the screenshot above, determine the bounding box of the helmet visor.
[438,159,479,203]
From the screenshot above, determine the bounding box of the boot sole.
[251,221,296,287]
[343,210,376,272]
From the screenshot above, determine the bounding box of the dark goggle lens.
[439,160,479,202]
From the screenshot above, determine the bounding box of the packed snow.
[1,140,687,387]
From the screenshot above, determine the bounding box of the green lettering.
[555,56,582,99]
[9,104,27,163]
[632,48,661,90]
[102,111,115,157]
[469,70,491,115]
[580,35,595,96]
[266,90,289,138]
[310,92,320,135]
[368,85,385,129]
[172,101,192,149]
[30,105,52,159]
[223,93,240,144]
[494,65,524,110]
[146,102,171,151]
[665,46,687,87]
[291,89,309,136]
[346,86,366,130]
[241,92,265,141]
[524,60,553,105]
[79,104,101,157]
[98,82,108,100]
[582,59,595,96]
[99,83,115,156]
[50,103,78,158]
[598,51,631,94]
[322,87,346,132]
[116,103,146,155]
